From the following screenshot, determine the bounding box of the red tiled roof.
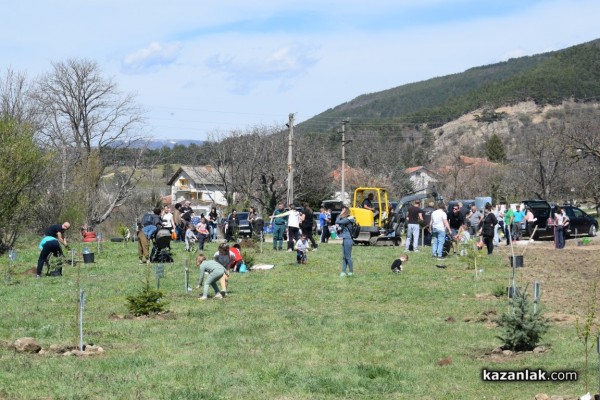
[405,166,425,174]
[459,155,496,167]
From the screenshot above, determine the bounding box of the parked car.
[553,205,598,238]
[520,201,598,239]
[219,211,252,239]
[237,211,252,238]
[521,200,553,239]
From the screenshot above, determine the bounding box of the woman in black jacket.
[479,204,498,255]
[300,203,318,250]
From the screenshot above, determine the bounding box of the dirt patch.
[464,309,498,326]
[109,311,176,320]
[477,345,549,363]
[497,236,600,320]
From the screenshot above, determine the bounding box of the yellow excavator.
[349,187,401,246]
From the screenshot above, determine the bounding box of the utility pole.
[340,119,349,204]
[287,113,295,206]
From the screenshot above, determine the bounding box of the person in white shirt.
[553,206,569,249]
[294,233,311,264]
[270,203,302,252]
[429,203,452,260]
[161,206,175,231]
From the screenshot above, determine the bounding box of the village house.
[167,166,228,212]
[404,166,440,194]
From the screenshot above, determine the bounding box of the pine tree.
[496,287,549,351]
[485,133,507,163]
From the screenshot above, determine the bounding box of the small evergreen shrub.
[496,286,549,351]
[492,284,506,298]
[126,281,168,316]
[242,251,255,269]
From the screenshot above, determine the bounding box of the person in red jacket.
[230,243,244,272]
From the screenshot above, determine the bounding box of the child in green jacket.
[196,254,228,300]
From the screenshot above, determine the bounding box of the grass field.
[0,235,595,399]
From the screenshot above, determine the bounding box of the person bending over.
[196,255,227,300]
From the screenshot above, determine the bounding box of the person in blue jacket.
[336,206,355,277]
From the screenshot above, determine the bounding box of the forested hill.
[298,38,600,132]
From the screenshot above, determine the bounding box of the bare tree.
[33,58,148,225]
[513,121,569,199]
[0,68,38,123]
[202,130,243,207]
[560,104,600,208]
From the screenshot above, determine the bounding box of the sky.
[2,0,600,141]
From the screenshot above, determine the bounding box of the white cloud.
[206,43,319,94]
[3,0,600,140]
[121,42,181,74]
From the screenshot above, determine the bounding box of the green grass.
[0,238,590,399]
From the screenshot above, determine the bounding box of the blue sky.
[1,0,599,140]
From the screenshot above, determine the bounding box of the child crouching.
[390,254,409,273]
[195,254,228,300]
[294,233,310,264]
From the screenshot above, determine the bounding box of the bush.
[118,224,129,238]
[126,281,168,316]
[496,286,549,351]
[242,250,255,269]
[492,284,506,298]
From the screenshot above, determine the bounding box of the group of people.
[269,203,318,252]
[173,202,219,243]
[268,202,359,274]
[401,201,500,260]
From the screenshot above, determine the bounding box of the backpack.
[142,224,157,239]
[350,220,361,239]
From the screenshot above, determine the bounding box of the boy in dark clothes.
[390,254,409,273]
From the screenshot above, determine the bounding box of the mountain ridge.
[298,38,600,133]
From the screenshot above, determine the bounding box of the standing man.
[467,204,483,237]
[405,200,423,252]
[429,204,451,260]
[422,201,436,246]
[448,205,464,255]
[512,204,525,241]
[270,203,287,251]
[503,205,515,245]
[180,201,194,227]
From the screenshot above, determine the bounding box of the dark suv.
[521,200,598,239]
[554,205,598,238]
[237,212,252,237]
[521,200,553,239]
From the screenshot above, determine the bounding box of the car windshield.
[238,212,249,223]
